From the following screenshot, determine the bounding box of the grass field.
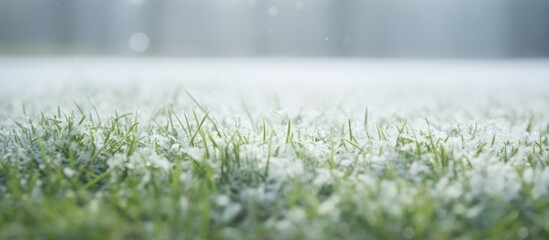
[1,59,549,239]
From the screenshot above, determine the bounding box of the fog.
[1,0,548,58]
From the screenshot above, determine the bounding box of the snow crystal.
[222,203,242,222]
[89,199,99,213]
[215,195,230,206]
[402,227,415,239]
[318,196,340,215]
[129,32,150,52]
[63,167,77,177]
[179,196,189,209]
[518,227,529,239]
[107,150,171,171]
[288,208,306,221]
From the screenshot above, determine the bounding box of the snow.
[1,58,548,96]
[1,57,548,237]
[129,32,150,52]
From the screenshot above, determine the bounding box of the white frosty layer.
[0,57,548,238]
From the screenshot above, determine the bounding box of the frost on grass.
[0,85,548,239]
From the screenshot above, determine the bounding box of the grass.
[0,86,548,240]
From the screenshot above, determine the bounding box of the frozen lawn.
[1,58,549,239]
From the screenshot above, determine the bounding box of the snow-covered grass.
[1,59,549,239]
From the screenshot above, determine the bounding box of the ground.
[1,58,549,239]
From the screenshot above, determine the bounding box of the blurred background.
[1,0,548,58]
